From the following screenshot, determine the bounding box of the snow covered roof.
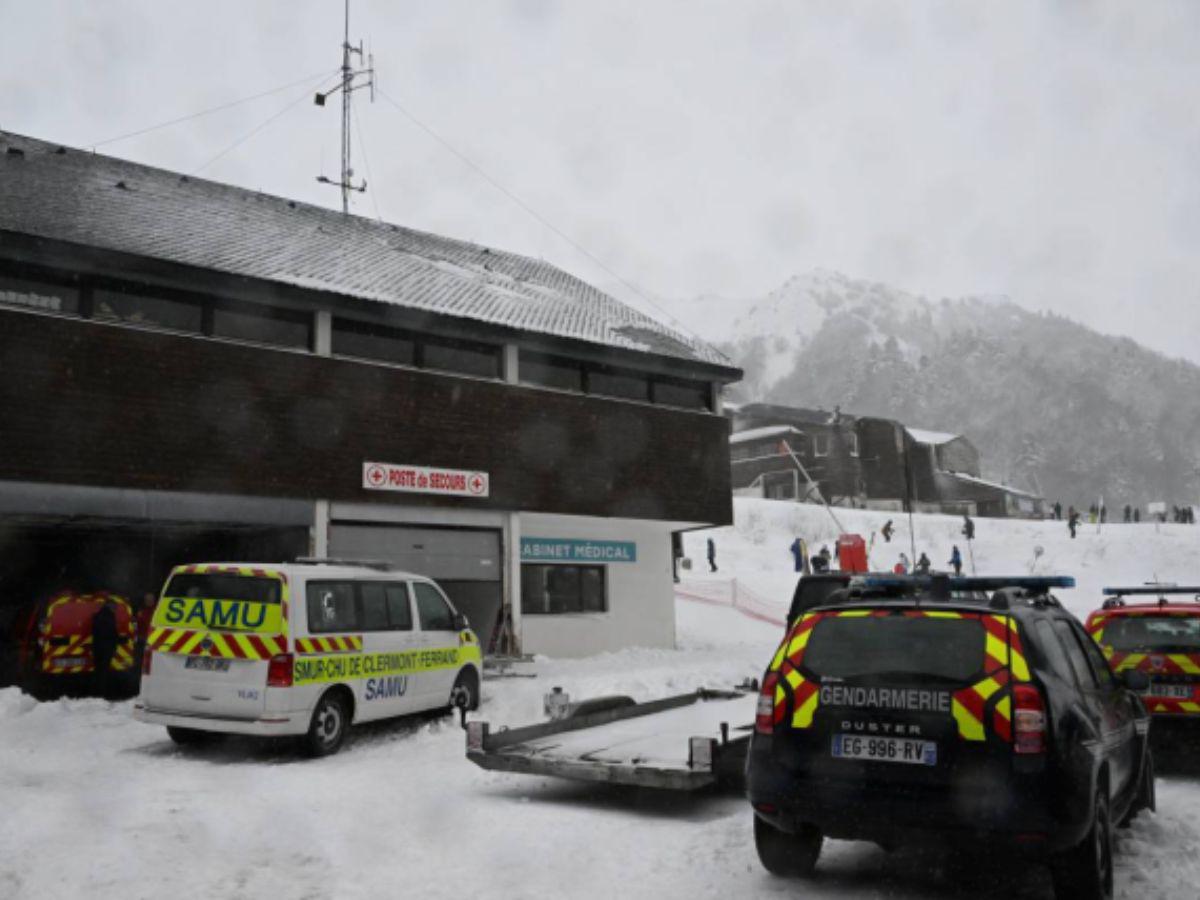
[0,132,736,373]
[949,473,1041,500]
[729,425,804,444]
[906,427,961,445]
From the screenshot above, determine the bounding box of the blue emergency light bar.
[1102,585,1200,596]
[857,575,1076,591]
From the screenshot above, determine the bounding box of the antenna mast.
[314,0,375,214]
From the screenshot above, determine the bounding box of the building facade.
[729,403,1041,517]
[0,132,741,670]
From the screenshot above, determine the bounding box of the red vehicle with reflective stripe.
[747,575,1154,900]
[14,590,137,694]
[1086,586,1200,718]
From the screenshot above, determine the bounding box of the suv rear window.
[803,614,986,683]
[164,574,281,605]
[1104,615,1200,653]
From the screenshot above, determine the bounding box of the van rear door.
[141,569,288,719]
[770,608,1026,809]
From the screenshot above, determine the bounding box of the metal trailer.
[465,688,756,792]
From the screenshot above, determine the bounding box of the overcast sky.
[3,1,1199,361]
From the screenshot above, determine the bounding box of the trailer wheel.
[754,815,822,877]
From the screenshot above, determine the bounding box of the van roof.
[167,562,432,581]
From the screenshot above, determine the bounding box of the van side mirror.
[452,612,469,631]
[1121,669,1150,693]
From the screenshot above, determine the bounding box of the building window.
[332,318,417,366]
[93,287,204,333]
[521,564,606,614]
[588,365,650,402]
[813,434,830,457]
[214,300,311,349]
[847,432,859,457]
[0,273,80,315]
[520,353,583,392]
[422,336,501,379]
[653,377,711,410]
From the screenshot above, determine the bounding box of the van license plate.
[1146,682,1192,700]
[185,657,231,672]
[832,734,937,766]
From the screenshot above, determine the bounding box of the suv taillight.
[266,653,294,688]
[755,672,779,735]
[1013,684,1046,754]
[142,645,153,675]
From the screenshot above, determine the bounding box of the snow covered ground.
[3,499,1200,899]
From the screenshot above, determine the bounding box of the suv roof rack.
[1102,584,1200,596]
[846,575,1074,609]
[294,557,402,571]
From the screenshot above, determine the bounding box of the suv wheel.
[753,814,822,878]
[1051,786,1114,900]
[302,690,350,757]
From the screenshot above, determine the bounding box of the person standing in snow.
[811,546,831,573]
[789,537,807,573]
[949,546,963,576]
[706,537,717,573]
[915,552,931,574]
[91,599,119,698]
[894,553,910,575]
[1133,507,1140,523]
[1068,510,1080,539]
[1123,505,1132,524]
[1053,501,1062,521]
[881,520,894,543]
[962,515,975,542]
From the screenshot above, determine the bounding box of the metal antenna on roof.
[314,0,375,214]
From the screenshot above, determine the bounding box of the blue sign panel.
[520,538,637,564]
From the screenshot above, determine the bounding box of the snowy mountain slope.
[663,270,1200,507]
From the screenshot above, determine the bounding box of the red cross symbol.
[366,464,387,487]
[468,474,486,495]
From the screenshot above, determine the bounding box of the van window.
[165,573,281,605]
[386,584,413,630]
[413,582,455,631]
[361,583,390,631]
[803,614,985,683]
[307,582,358,633]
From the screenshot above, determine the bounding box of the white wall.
[518,512,676,658]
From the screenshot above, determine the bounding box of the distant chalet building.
[729,403,1042,518]
[0,132,741,660]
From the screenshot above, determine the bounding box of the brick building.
[0,131,741,669]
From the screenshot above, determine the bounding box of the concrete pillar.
[711,381,724,415]
[502,343,519,384]
[311,499,330,557]
[505,510,522,655]
[314,310,332,356]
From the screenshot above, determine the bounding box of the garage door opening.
[329,522,504,653]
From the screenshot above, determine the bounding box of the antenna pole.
[341,0,352,214]
[314,0,375,214]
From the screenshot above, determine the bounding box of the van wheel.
[1051,787,1113,900]
[167,726,221,747]
[754,814,822,878]
[450,669,480,712]
[303,690,350,757]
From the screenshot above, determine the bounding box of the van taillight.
[266,653,294,688]
[755,672,779,735]
[1013,684,1046,754]
[142,646,153,675]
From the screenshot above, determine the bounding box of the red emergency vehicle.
[14,591,137,694]
[1086,585,1200,717]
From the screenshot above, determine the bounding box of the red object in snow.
[837,533,869,573]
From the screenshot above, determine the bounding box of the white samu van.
[133,560,483,756]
